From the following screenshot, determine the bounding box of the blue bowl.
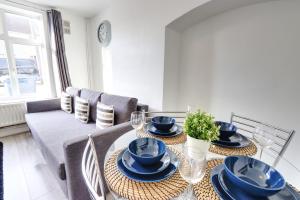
[215,121,237,140]
[128,138,166,165]
[151,116,175,131]
[224,156,286,197]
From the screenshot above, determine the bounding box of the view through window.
[0,7,53,101]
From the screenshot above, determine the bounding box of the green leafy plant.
[184,110,220,141]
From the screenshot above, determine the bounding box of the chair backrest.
[144,111,187,125]
[81,135,106,200]
[230,112,295,166]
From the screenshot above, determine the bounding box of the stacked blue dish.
[145,116,183,137]
[210,156,300,200]
[117,138,179,182]
[213,121,250,148]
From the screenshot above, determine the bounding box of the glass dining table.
[104,129,300,200]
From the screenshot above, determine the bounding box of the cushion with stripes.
[75,97,90,123]
[61,92,72,113]
[96,102,114,129]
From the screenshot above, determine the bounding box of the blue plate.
[122,149,171,175]
[117,148,179,182]
[147,123,178,135]
[146,123,183,137]
[210,164,232,200]
[212,133,250,148]
[210,164,300,200]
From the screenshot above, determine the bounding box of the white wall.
[87,0,211,110]
[60,9,89,89]
[165,0,300,185]
[162,28,181,110]
[86,15,103,91]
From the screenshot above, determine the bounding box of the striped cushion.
[61,92,72,113]
[75,97,90,123]
[96,102,114,129]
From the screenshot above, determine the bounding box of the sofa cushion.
[25,110,96,180]
[96,102,114,129]
[61,92,72,113]
[100,93,138,125]
[66,87,80,96]
[66,87,81,112]
[80,88,102,122]
[75,97,90,123]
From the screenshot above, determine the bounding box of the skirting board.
[0,123,29,137]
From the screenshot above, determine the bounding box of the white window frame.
[0,3,56,102]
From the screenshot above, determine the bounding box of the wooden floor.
[0,133,67,200]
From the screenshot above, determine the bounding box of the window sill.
[0,96,57,105]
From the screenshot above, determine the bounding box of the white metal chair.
[82,135,106,200]
[230,112,295,167]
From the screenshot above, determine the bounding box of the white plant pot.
[186,135,210,159]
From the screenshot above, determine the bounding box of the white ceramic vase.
[186,135,210,159]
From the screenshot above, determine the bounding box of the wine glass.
[178,144,206,199]
[253,126,274,159]
[130,111,145,132]
[187,105,192,114]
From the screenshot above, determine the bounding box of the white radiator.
[0,103,27,128]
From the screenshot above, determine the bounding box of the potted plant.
[184,110,219,159]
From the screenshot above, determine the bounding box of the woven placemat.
[193,159,300,200]
[137,129,186,145]
[104,148,188,200]
[193,159,223,200]
[209,141,257,156]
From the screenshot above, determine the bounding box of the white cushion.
[96,102,114,129]
[61,92,72,113]
[75,97,90,123]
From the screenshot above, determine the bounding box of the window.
[0,6,53,101]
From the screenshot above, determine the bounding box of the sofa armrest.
[63,122,132,200]
[26,98,61,113]
[137,103,149,112]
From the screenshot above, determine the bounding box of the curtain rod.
[3,0,51,12]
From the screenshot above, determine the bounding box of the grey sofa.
[25,88,148,200]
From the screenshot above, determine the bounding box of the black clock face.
[98,21,111,47]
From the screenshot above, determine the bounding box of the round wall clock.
[97,20,111,47]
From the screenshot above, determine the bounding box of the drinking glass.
[253,126,274,159]
[178,144,206,199]
[130,111,145,131]
[187,105,192,114]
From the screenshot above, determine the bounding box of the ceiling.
[167,0,274,32]
[25,0,108,17]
